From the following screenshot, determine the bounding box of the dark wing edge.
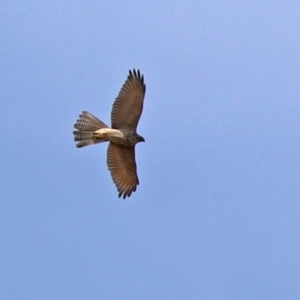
[129,69,146,93]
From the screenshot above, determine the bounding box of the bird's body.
[92,128,144,146]
[73,69,146,199]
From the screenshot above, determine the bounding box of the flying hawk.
[73,69,146,199]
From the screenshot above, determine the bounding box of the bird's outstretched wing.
[111,69,146,131]
[107,142,139,199]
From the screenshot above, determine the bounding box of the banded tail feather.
[73,111,109,148]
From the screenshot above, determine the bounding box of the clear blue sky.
[1,1,300,299]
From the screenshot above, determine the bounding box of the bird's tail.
[73,111,109,148]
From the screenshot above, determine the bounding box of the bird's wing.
[107,142,139,199]
[111,69,146,131]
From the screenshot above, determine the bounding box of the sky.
[1,1,300,299]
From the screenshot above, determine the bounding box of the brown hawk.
[73,69,146,199]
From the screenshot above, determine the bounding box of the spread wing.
[111,69,146,131]
[107,142,139,199]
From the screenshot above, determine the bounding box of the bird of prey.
[73,69,146,199]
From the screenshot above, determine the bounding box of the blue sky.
[1,1,300,299]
